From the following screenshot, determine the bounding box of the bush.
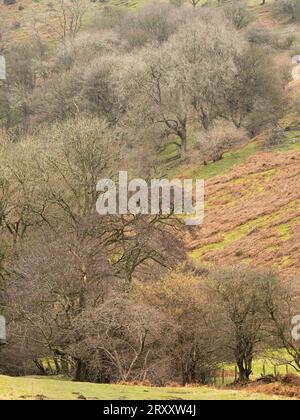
[91,6,125,30]
[273,0,300,22]
[81,55,122,124]
[246,92,287,137]
[273,33,295,50]
[247,25,295,50]
[197,122,248,162]
[119,1,181,49]
[247,24,273,46]
[224,1,254,30]
[262,127,286,149]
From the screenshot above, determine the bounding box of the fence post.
[235,366,238,382]
[222,369,225,385]
[213,373,216,387]
[263,364,266,377]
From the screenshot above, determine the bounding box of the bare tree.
[1,114,185,379]
[172,17,242,131]
[51,0,88,41]
[262,276,300,372]
[189,0,201,9]
[197,121,248,162]
[222,45,285,131]
[223,1,254,30]
[121,47,189,158]
[207,267,275,382]
[81,55,124,125]
[137,267,222,385]
[71,298,174,382]
[119,1,181,49]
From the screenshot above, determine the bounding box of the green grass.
[0,375,290,400]
[106,0,149,9]
[190,197,300,260]
[187,142,258,181]
[190,210,270,259]
[276,223,291,241]
[222,349,300,384]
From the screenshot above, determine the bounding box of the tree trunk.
[61,356,70,376]
[178,123,187,159]
[75,359,88,382]
[33,359,47,376]
[237,358,252,382]
[212,149,224,162]
[53,357,61,374]
[181,132,187,159]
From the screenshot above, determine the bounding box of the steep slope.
[186,129,300,277]
[0,0,146,47]
[179,3,300,277]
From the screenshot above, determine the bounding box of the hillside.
[0,0,146,47]
[175,2,300,278]
[181,29,300,276]
[2,0,300,400]
[185,127,300,277]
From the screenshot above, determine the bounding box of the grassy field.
[0,375,292,400]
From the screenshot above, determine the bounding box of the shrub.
[247,25,295,50]
[92,6,125,30]
[247,24,273,46]
[273,0,300,22]
[198,122,248,162]
[169,0,184,7]
[262,127,286,149]
[118,1,181,49]
[224,0,254,30]
[11,21,21,30]
[246,94,286,137]
[274,33,295,49]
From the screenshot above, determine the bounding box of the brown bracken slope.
[187,138,300,277]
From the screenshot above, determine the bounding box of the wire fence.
[209,364,294,387]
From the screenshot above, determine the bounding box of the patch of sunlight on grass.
[190,199,300,260]
[190,212,270,259]
[270,129,300,152]
[223,349,300,380]
[161,142,180,161]
[276,223,291,241]
[280,255,292,267]
[278,140,300,152]
[266,245,280,252]
[108,0,148,9]
[241,257,252,264]
[225,169,276,186]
